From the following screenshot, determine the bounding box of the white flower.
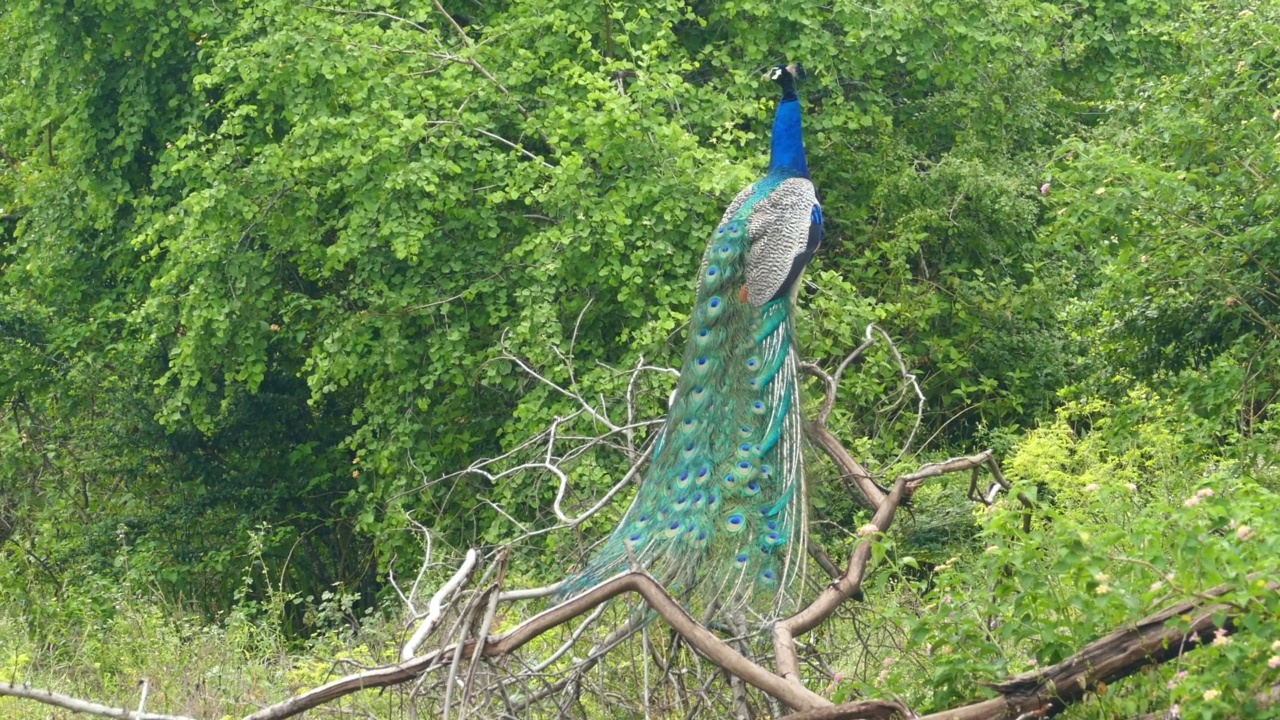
[1268,655,1280,670]
[1183,495,1201,508]
[1211,628,1232,647]
[1083,483,1101,492]
[857,524,878,537]
[1096,584,1111,595]
[1203,688,1220,701]
[1236,525,1256,541]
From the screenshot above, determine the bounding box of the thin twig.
[402,549,479,660]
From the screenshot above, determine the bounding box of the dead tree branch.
[782,699,911,720]
[241,571,829,720]
[402,548,478,660]
[0,683,195,720]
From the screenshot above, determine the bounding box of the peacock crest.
[560,63,823,620]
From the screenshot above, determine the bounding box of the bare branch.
[807,417,885,511]
[900,450,993,491]
[401,548,479,661]
[426,120,552,168]
[430,0,474,46]
[498,582,564,602]
[782,698,910,720]
[307,5,437,37]
[0,683,195,720]
[242,571,830,720]
[775,478,909,685]
[503,353,620,431]
[807,538,842,581]
[551,431,652,527]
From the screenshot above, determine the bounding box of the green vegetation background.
[1,0,1278,716]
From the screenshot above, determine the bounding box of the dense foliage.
[1,0,1278,716]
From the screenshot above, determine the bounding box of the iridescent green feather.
[557,198,810,618]
[557,64,818,620]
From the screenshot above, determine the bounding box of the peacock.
[559,63,822,619]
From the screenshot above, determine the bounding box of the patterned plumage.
[559,64,822,619]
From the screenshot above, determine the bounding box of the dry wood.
[782,699,911,720]
[0,682,195,720]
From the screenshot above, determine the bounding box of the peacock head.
[764,63,804,100]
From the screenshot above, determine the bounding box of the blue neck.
[768,99,809,179]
